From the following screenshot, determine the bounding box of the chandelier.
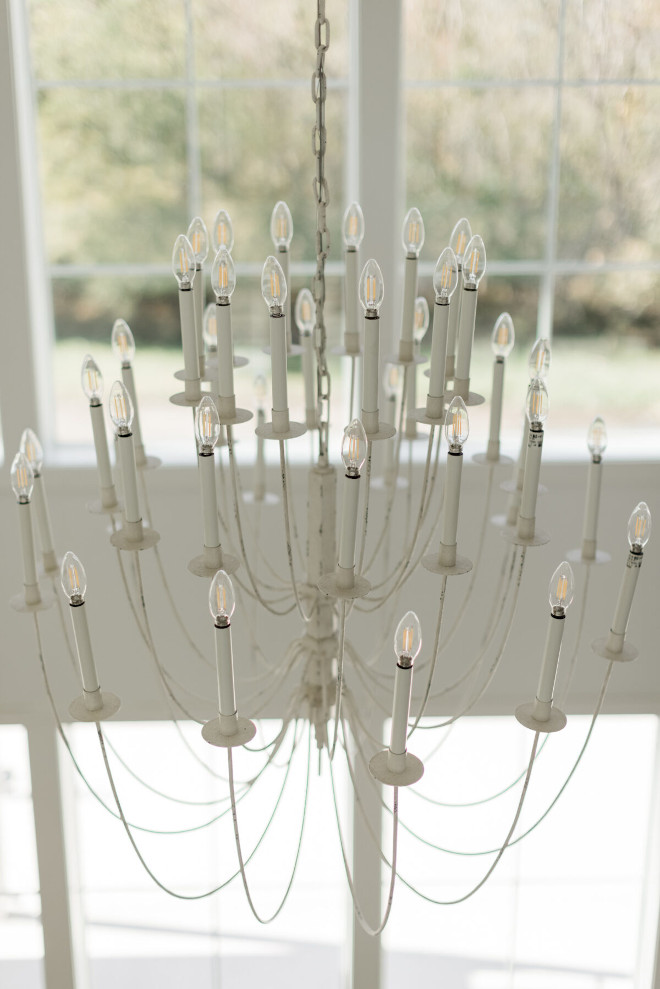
[7,0,653,934]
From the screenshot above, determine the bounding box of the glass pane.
[406,89,553,260]
[558,87,660,262]
[564,0,660,80]
[403,0,561,81]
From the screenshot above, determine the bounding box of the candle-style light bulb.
[111,318,135,366]
[528,338,551,380]
[20,428,43,475]
[394,610,422,661]
[549,560,575,613]
[212,208,234,253]
[445,395,469,451]
[195,396,220,452]
[209,569,236,625]
[172,234,196,288]
[261,256,287,310]
[343,202,365,249]
[449,217,472,266]
[491,313,515,358]
[433,247,459,301]
[295,288,315,335]
[81,354,103,403]
[108,380,134,433]
[461,234,486,288]
[526,377,549,426]
[187,216,209,266]
[627,501,652,551]
[587,416,607,458]
[211,246,236,301]
[359,259,384,314]
[341,419,368,474]
[10,451,34,502]
[402,207,425,257]
[270,201,293,250]
[60,550,87,603]
[203,304,218,350]
[413,297,430,343]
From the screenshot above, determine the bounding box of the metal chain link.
[312,0,331,464]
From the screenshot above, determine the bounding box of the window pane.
[564,0,660,80]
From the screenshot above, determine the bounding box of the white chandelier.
[7,0,653,933]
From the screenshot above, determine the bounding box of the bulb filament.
[16,464,29,494]
[415,309,424,331]
[67,562,81,596]
[555,574,568,604]
[402,625,414,655]
[408,220,420,247]
[277,216,288,240]
[270,270,281,301]
[191,231,202,255]
[635,516,647,542]
[113,392,128,425]
[86,369,99,395]
[218,265,228,291]
[497,325,509,347]
[441,263,452,290]
[348,434,360,467]
[302,301,311,322]
[348,215,358,238]
[530,390,543,419]
[365,275,376,306]
[468,248,480,278]
[217,222,228,246]
[450,409,462,442]
[179,248,189,277]
[216,584,227,614]
[201,408,213,444]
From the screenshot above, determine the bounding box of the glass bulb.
[172,234,196,288]
[548,560,575,612]
[295,288,315,335]
[342,202,365,249]
[212,208,234,253]
[81,354,103,403]
[384,364,400,400]
[209,569,236,624]
[432,247,459,302]
[587,416,607,458]
[462,234,486,288]
[528,338,551,380]
[445,395,469,450]
[203,303,218,350]
[108,380,134,433]
[359,259,384,314]
[449,217,472,265]
[187,216,209,265]
[627,501,651,550]
[491,313,515,358]
[341,419,368,473]
[111,318,135,365]
[20,428,43,475]
[270,200,293,249]
[526,377,549,426]
[10,451,34,502]
[61,550,87,602]
[402,207,425,257]
[413,296,430,343]
[394,610,422,662]
[254,374,268,407]
[211,246,236,300]
[195,396,220,450]
[261,256,287,309]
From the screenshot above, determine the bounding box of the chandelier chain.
[312,0,331,463]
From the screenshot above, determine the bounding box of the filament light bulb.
[195,396,221,451]
[402,207,425,257]
[627,501,651,550]
[212,208,234,253]
[445,395,469,450]
[203,304,218,350]
[187,216,209,265]
[359,259,384,314]
[394,610,422,662]
[449,217,472,265]
[111,318,135,366]
[295,288,315,335]
[261,256,287,309]
[413,297,430,343]
[341,419,368,474]
[526,377,549,426]
[172,234,196,288]
[432,247,459,302]
[270,201,293,250]
[108,380,134,433]
[491,313,515,358]
[81,354,103,403]
[548,560,575,612]
[61,550,87,603]
[211,246,236,300]
[10,451,34,502]
[209,569,236,624]
[384,364,400,400]
[528,338,551,380]
[462,234,486,288]
[587,416,607,458]
[20,428,43,475]
[343,202,365,249]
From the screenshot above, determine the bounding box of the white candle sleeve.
[270,313,289,433]
[405,363,418,439]
[17,501,40,603]
[278,248,291,351]
[193,265,205,375]
[32,474,56,570]
[581,458,602,560]
[427,300,449,419]
[302,332,316,427]
[255,409,266,500]
[533,613,565,721]
[362,314,380,434]
[439,451,463,566]
[398,256,418,361]
[454,286,478,396]
[117,432,141,524]
[70,602,100,694]
[90,402,117,506]
[199,452,220,550]
[445,272,462,376]
[121,365,145,464]
[338,474,361,576]
[178,287,201,399]
[517,427,543,539]
[344,249,359,352]
[214,624,238,733]
[217,303,235,400]
[606,551,643,653]
[486,358,505,461]
[388,660,413,772]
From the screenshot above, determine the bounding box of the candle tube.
[255,407,266,501]
[581,417,607,560]
[454,234,486,401]
[210,246,238,419]
[605,502,651,654]
[109,381,143,539]
[532,561,574,722]
[359,259,385,436]
[172,234,201,401]
[209,571,238,735]
[446,218,471,381]
[487,313,515,462]
[188,216,210,377]
[60,552,103,711]
[10,453,40,605]
[517,378,548,540]
[397,208,424,363]
[437,397,469,568]
[426,248,459,419]
[81,356,118,509]
[336,420,367,589]
[388,611,422,773]
[262,256,290,433]
[271,202,294,352]
[342,203,364,355]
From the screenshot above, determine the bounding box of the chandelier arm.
[278,440,313,624]
[114,546,150,650]
[234,454,297,588]
[407,575,448,739]
[151,545,215,669]
[556,564,592,707]
[480,544,515,647]
[327,600,348,760]
[227,722,313,923]
[239,640,306,702]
